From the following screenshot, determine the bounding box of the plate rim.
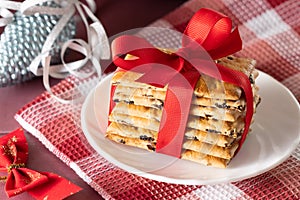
[81,70,300,185]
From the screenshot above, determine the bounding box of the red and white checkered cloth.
[15,0,300,199]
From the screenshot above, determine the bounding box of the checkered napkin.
[15,0,300,199]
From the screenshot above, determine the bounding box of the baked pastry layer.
[105,56,260,168]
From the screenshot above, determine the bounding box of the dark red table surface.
[0,1,186,199]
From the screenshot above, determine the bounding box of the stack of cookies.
[105,56,261,168]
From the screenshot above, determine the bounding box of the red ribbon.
[111,8,253,157]
[0,129,81,199]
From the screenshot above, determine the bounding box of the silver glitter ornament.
[0,1,76,87]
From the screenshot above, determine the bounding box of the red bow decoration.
[111,8,254,157]
[0,129,81,199]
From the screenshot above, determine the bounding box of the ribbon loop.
[183,8,242,60]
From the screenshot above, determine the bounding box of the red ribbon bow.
[0,129,81,199]
[111,8,254,157]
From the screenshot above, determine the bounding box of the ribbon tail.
[215,63,254,153]
[27,172,82,200]
[156,71,199,157]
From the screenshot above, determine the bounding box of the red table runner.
[15,0,300,199]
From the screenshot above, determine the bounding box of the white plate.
[81,71,300,185]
